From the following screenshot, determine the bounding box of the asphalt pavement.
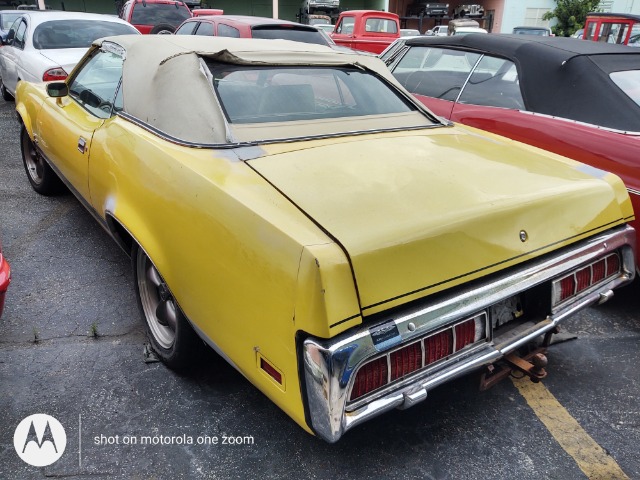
[0,97,639,480]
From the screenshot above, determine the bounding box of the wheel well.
[16,109,32,139]
[105,214,135,257]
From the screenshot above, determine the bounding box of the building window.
[599,1,614,13]
[524,8,551,27]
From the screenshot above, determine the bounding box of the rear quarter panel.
[86,118,362,432]
[15,81,46,137]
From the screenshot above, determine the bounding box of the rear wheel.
[132,244,200,368]
[150,24,175,34]
[1,77,13,101]
[20,126,64,195]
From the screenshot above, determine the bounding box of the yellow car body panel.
[36,96,103,200]
[78,118,361,431]
[251,128,632,313]
[13,36,635,441]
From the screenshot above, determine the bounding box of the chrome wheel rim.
[157,30,173,35]
[136,250,177,349]
[22,132,44,185]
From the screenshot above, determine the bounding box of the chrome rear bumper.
[302,225,635,442]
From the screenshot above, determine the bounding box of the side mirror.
[6,30,15,44]
[47,82,68,98]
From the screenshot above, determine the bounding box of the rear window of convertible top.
[208,63,416,124]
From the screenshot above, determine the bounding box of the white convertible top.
[94,35,430,144]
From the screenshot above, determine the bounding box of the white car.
[0,11,138,101]
[315,24,335,34]
[452,26,488,35]
[428,25,448,36]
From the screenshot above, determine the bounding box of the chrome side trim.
[302,225,635,442]
[117,111,446,150]
[188,320,245,377]
[518,110,640,136]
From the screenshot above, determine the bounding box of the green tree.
[543,0,600,37]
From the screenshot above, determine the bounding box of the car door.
[194,20,214,36]
[1,18,27,95]
[331,15,355,49]
[174,20,199,35]
[35,45,124,202]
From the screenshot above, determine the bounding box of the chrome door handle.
[78,137,86,154]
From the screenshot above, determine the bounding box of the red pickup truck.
[331,10,400,54]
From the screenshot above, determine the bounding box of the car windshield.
[1,13,22,30]
[610,70,640,107]
[32,20,137,49]
[250,26,329,46]
[130,3,191,26]
[308,18,330,26]
[209,64,415,124]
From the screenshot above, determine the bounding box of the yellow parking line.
[512,376,630,480]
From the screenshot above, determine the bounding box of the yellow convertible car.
[15,35,636,442]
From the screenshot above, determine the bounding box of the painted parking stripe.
[512,376,630,480]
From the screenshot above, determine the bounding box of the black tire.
[20,126,64,195]
[1,77,13,101]
[132,243,201,369]
[149,23,176,35]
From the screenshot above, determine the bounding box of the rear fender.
[15,82,43,137]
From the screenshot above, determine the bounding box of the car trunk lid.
[38,48,86,78]
[248,128,628,313]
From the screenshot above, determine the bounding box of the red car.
[0,238,10,318]
[120,0,192,34]
[174,15,331,46]
[192,9,223,17]
[330,10,400,54]
[583,13,640,47]
[383,34,640,266]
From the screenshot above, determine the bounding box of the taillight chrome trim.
[348,313,488,404]
[551,253,621,308]
[301,225,635,443]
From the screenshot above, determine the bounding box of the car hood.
[248,127,630,313]
[38,48,86,73]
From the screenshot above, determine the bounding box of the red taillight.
[42,68,68,82]
[592,259,606,283]
[558,275,576,302]
[390,342,422,381]
[575,266,591,293]
[553,253,621,306]
[424,329,453,365]
[350,314,487,402]
[351,357,388,401]
[454,318,476,350]
[606,254,620,277]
